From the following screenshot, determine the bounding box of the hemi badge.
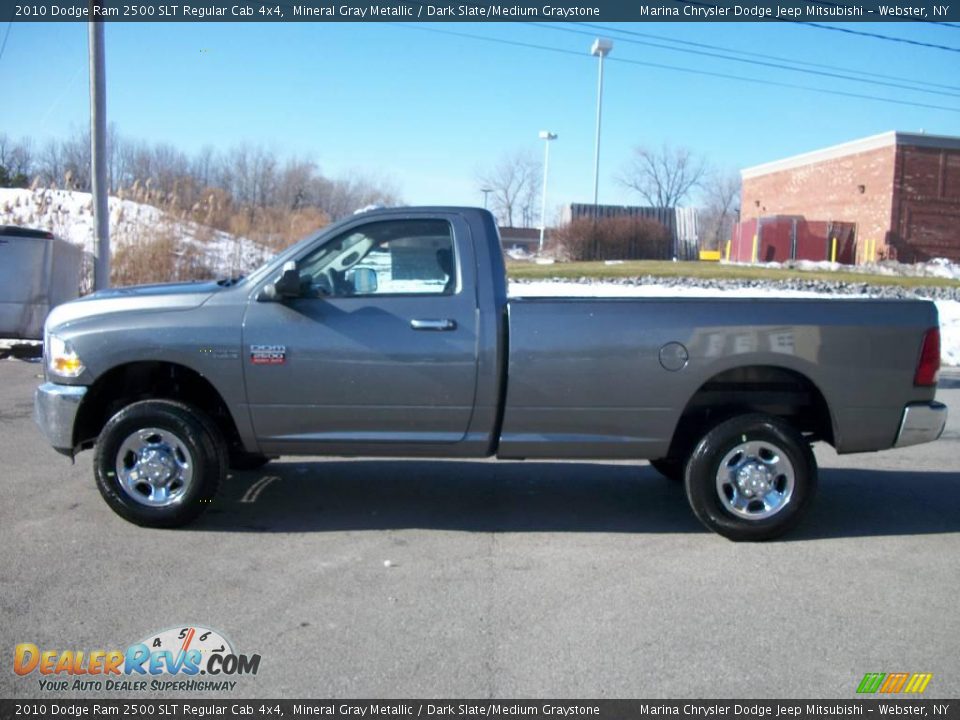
[250,344,287,365]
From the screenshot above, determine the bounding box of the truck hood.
[45,280,222,333]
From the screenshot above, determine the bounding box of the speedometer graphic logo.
[138,626,234,671]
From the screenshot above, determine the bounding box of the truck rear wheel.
[94,400,226,528]
[684,413,817,541]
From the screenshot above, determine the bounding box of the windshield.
[241,223,343,288]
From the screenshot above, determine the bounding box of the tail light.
[914,327,941,387]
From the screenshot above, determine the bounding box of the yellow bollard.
[725,239,731,262]
[752,234,758,263]
[831,237,837,263]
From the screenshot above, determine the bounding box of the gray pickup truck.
[35,207,948,540]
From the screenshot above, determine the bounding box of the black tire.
[649,457,684,482]
[684,413,817,541]
[228,450,273,472]
[94,400,226,528]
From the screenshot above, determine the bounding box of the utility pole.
[89,12,110,290]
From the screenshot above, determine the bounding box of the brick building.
[740,131,960,263]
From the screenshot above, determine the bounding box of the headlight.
[47,334,85,378]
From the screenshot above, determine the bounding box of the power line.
[796,21,960,52]
[667,0,960,51]
[801,0,960,28]
[0,23,12,64]
[394,24,960,114]
[532,22,960,99]
[668,0,960,50]
[573,21,960,93]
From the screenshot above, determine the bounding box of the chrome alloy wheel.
[715,440,795,521]
[115,428,194,508]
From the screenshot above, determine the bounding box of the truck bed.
[498,296,939,458]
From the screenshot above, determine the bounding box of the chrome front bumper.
[894,401,948,448]
[34,382,87,455]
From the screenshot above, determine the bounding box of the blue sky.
[1,21,958,214]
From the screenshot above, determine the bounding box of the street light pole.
[88,13,110,290]
[481,187,492,210]
[538,131,557,254]
[590,38,613,217]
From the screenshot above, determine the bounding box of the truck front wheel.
[94,400,226,528]
[684,413,817,541]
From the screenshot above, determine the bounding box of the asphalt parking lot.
[1,356,958,699]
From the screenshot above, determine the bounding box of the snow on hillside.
[509,280,960,367]
[0,188,271,276]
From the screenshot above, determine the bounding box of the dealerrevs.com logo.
[14,626,261,693]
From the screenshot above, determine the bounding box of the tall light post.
[538,131,557,253]
[590,37,613,217]
[89,14,110,290]
[480,187,492,210]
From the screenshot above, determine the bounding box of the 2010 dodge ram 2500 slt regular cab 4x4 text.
[35,207,948,540]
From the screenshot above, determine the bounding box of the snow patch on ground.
[729,257,960,280]
[938,299,960,367]
[510,280,960,367]
[0,188,270,276]
[510,280,831,299]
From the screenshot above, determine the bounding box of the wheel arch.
[666,363,837,460]
[73,361,246,455]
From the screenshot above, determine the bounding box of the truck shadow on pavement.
[793,467,960,540]
[194,459,960,539]
[200,460,703,534]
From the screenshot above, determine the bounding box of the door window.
[296,219,457,297]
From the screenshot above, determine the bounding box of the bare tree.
[619,144,707,208]
[699,170,741,250]
[191,145,216,190]
[61,130,92,189]
[276,158,317,211]
[477,151,541,228]
[12,126,403,235]
[106,123,125,192]
[150,142,191,195]
[0,134,32,186]
[217,145,277,211]
[314,173,401,220]
[37,139,67,187]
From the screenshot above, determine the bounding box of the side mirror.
[257,261,302,302]
[349,267,378,294]
[257,283,279,302]
[274,268,303,298]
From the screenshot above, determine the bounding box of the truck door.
[241,214,479,454]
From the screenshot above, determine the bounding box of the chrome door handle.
[410,318,457,331]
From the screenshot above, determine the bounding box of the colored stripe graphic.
[857,672,932,694]
[904,674,933,694]
[857,673,886,694]
[880,673,910,693]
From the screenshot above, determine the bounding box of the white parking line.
[240,476,280,504]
